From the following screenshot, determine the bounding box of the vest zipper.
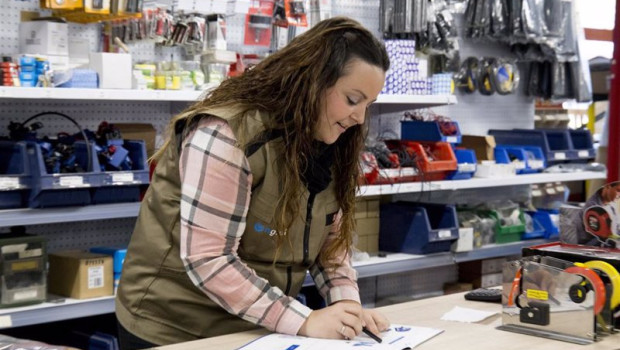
[303,193,316,265]
[285,266,292,295]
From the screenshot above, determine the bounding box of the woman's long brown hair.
[153,17,389,268]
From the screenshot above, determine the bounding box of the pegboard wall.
[3,218,137,253]
[0,0,534,302]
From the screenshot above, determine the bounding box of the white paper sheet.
[440,306,498,323]
[237,324,443,350]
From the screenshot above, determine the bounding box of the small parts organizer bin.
[494,145,545,174]
[489,128,596,163]
[380,202,459,254]
[385,140,457,182]
[400,119,462,143]
[0,141,31,209]
[91,140,149,204]
[2,139,149,208]
[446,148,477,180]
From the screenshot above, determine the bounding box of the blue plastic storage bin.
[91,140,150,204]
[494,145,545,174]
[529,209,560,240]
[522,212,545,240]
[379,202,459,254]
[26,141,100,208]
[568,129,596,160]
[489,129,574,163]
[401,120,462,143]
[0,142,31,209]
[446,148,476,180]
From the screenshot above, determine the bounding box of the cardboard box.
[19,20,68,56]
[355,217,380,236]
[89,52,132,89]
[114,123,157,157]
[48,251,113,299]
[461,135,496,162]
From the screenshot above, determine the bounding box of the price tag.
[112,172,134,183]
[458,163,476,172]
[59,176,84,187]
[554,152,566,160]
[446,136,458,143]
[0,177,19,190]
[514,161,526,170]
[528,160,544,169]
[0,316,12,328]
[438,230,452,238]
[578,150,590,158]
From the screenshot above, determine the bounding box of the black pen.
[362,327,382,343]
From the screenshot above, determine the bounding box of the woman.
[116,16,390,348]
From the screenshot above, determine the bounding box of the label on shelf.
[546,188,557,195]
[578,150,590,158]
[112,172,134,184]
[457,163,476,172]
[438,230,452,239]
[0,177,20,190]
[553,152,566,160]
[446,136,458,143]
[531,189,543,196]
[514,161,526,170]
[59,176,84,187]
[0,316,12,328]
[528,160,544,169]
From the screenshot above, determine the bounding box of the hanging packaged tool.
[478,57,496,95]
[453,57,479,94]
[244,1,274,47]
[491,58,519,95]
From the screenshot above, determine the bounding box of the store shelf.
[0,296,114,329]
[375,94,457,107]
[0,86,208,102]
[0,202,140,227]
[453,239,550,263]
[357,171,606,197]
[0,87,456,106]
[0,239,550,328]
[303,252,454,286]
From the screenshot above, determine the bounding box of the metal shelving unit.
[0,203,140,227]
[357,171,607,196]
[0,86,457,106]
[0,296,114,329]
[302,239,552,287]
[0,171,604,227]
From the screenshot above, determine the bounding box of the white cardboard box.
[89,53,132,89]
[19,21,68,56]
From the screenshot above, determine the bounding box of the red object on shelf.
[383,140,458,182]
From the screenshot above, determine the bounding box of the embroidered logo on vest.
[253,222,286,236]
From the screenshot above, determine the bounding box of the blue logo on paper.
[353,342,374,346]
[395,326,411,332]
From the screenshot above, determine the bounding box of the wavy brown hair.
[154,17,389,267]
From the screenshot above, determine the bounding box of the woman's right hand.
[297,301,364,340]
